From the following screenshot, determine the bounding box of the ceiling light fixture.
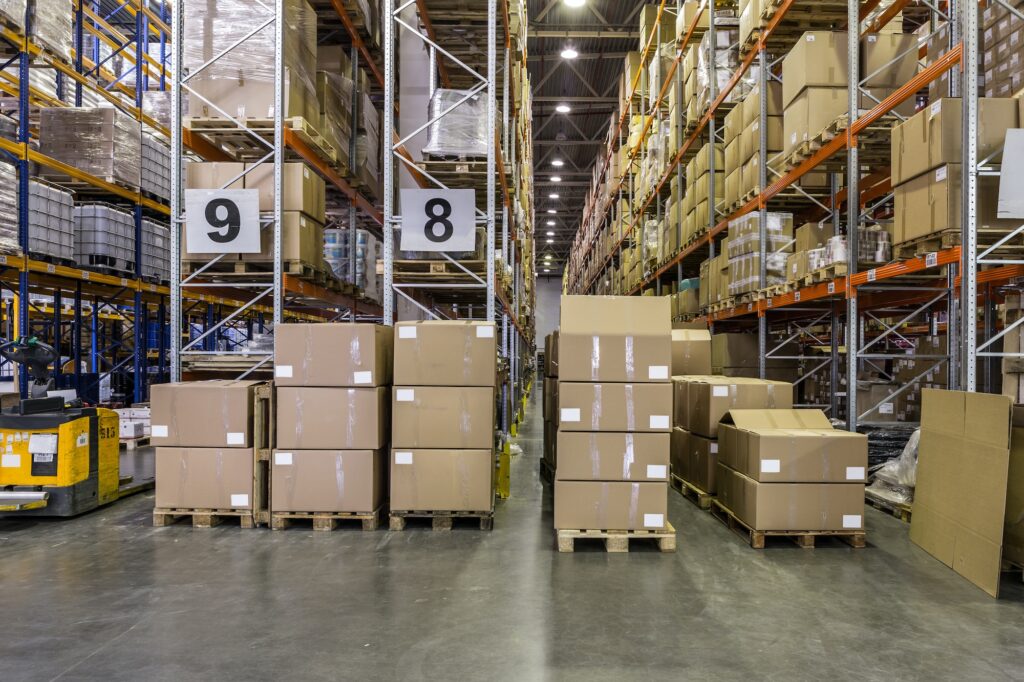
[552,159,564,167]
[545,231,554,237]
[546,239,554,244]
[551,176,562,182]
[556,104,571,114]
[560,47,578,60]
[564,0,586,7]
[549,193,560,199]
[547,209,557,214]
[544,268,551,273]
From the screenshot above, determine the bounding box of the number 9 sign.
[184,189,261,254]
[400,189,476,252]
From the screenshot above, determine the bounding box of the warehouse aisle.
[2,391,1024,681]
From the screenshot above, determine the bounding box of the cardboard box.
[742,81,784,126]
[554,480,668,530]
[242,212,323,266]
[795,222,835,252]
[783,87,846,157]
[672,428,719,493]
[543,377,559,423]
[270,449,385,513]
[120,420,145,439]
[712,333,758,369]
[392,386,494,448]
[671,329,712,375]
[274,323,393,387]
[682,375,794,438]
[276,387,388,450]
[393,321,497,386]
[677,1,710,39]
[559,296,672,383]
[245,162,326,224]
[544,331,559,377]
[672,376,693,427]
[739,116,783,165]
[557,382,673,433]
[718,409,868,482]
[862,33,919,87]
[389,448,494,512]
[155,447,254,509]
[151,380,261,448]
[782,31,849,107]
[716,463,865,531]
[556,431,670,481]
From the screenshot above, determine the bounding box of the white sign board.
[400,189,476,252]
[185,189,261,254]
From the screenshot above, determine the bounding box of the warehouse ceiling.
[527,0,641,277]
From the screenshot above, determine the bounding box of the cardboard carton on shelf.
[671,329,712,376]
[556,431,670,482]
[716,463,865,531]
[554,480,668,530]
[781,31,849,108]
[270,449,385,513]
[717,409,868,482]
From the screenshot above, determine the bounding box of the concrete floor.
[2,394,1024,682]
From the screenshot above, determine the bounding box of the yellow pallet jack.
[0,337,121,516]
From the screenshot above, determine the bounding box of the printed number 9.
[424,198,454,243]
[206,198,241,243]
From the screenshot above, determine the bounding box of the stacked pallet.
[390,321,497,531]
[151,380,271,527]
[270,324,392,531]
[554,296,675,552]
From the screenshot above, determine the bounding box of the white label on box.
[930,100,941,118]
[395,388,417,403]
[761,459,781,474]
[643,513,664,528]
[476,326,494,338]
[648,365,669,380]
[230,494,249,508]
[842,514,862,529]
[649,415,670,429]
[1,454,19,468]
[806,34,816,41]
[152,425,168,438]
[867,34,877,42]
[560,408,581,423]
[846,466,865,480]
[710,442,719,454]
[353,371,373,385]
[275,365,293,378]
[398,326,417,339]
[879,402,894,414]
[712,385,729,397]
[395,451,414,465]
[226,432,245,445]
[790,132,797,145]
[935,166,947,182]
[275,452,293,466]
[646,464,667,479]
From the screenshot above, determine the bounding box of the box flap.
[720,409,832,430]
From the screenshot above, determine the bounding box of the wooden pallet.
[270,507,382,531]
[183,116,337,164]
[556,523,677,553]
[864,490,912,523]
[710,500,866,549]
[389,510,494,531]
[894,229,961,260]
[153,507,257,528]
[120,435,150,451]
[383,259,488,277]
[802,263,847,286]
[670,474,712,510]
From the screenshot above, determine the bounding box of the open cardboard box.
[910,388,1024,598]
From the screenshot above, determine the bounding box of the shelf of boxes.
[563,0,1024,430]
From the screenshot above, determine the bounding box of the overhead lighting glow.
[546,220,556,226]
[546,231,555,237]
[560,47,578,60]
[544,268,551,273]
[547,209,557,214]
[552,159,564,167]
[564,0,586,7]
[556,104,571,114]
[544,253,553,259]
[551,176,562,182]
[549,193,560,199]
[546,239,554,244]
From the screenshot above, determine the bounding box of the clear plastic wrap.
[0,1,26,31]
[0,160,19,254]
[141,218,171,282]
[38,107,141,188]
[141,133,171,201]
[142,90,173,131]
[316,71,354,168]
[422,88,489,157]
[183,0,318,120]
[726,212,795,258]
[696,25,740,110]
[727,251,787,295]
[32,0,71,61]
[859,225,892,264]
[74,203,136,272]
[28,179,73,261]
[866,428,920,505]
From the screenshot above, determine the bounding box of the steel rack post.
[846,0,860,431]
[962,0,979,391]
[382,0,395,325]
[757,46,768,380]
[169,0,183,380]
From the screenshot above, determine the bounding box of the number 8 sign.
[184,189,261,254]
[400,189,476,252]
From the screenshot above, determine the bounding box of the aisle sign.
[185,189,261,254]
[400,189,476,252]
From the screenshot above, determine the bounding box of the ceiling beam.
[533,96,618,103]
[533,140,605,146]
[529,29,639,39]
[527,52,628,62]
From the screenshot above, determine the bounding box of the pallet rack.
[563,0,1023,430]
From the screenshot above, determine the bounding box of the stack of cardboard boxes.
[725,212,794,296]
[390,321,497,523]
[671,375,793,498]
[712,332,800,384]
[542,331,559,475]
[554,296,673,533]
[716,409,868,536]
[891,97,1018,249]
[270,324,392,523]
[152,380,267,524]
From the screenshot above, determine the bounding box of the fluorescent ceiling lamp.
[546,231,555,236]
[544,269,551,273]
[560,47,578,59]
[551,176,562,182]
[564,0,586,7]
[546,221,556,227]
[552,159,564,167]
[549,193,560,199]
[546,239,554,244]
[556,104,571,114]
[547,209,557,214]
[544,253,553,259]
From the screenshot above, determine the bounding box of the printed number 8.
[424,198,454,243]
[206,198,241,243]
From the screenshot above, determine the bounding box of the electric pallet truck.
[0,337,122,516]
